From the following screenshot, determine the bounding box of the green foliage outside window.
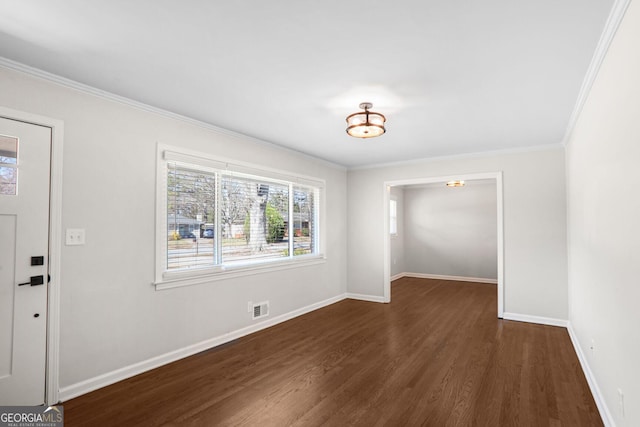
[243,202,285,244]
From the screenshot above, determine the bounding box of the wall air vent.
[252,301,269,320]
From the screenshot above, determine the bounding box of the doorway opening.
[383,172,504,317]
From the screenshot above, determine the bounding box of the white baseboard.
[346,293,386,303]
[567,322,614,427]
[59,293,347,402]
[390,273,406,282]
[501,312,568,328]
[400,272,498,284]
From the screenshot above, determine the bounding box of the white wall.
[0,66,348,394]
[348,148,568,320]
[389,186,405,277]
[566,1,640,425]
[402,182,497,280]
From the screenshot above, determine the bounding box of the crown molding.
[0,57,346,171]
[348,143,564,171]
[561,0,632,146]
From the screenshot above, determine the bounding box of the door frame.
[383,171,504,318]
[0,106,64,405]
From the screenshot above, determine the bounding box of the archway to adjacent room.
[382,172,504,318]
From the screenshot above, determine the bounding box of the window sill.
[154,255,326,290]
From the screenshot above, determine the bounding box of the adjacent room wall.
[348,147,568,320]
[565,1,640,425]
[402,181,497,280]
[0,66,348,396]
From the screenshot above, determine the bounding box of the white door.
[0,117,51,405]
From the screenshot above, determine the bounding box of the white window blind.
[292,185,316,256]
[167,163,217,270]
[220,174,289,266]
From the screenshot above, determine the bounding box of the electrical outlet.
[65,229,85,246]
[247,301,253,313]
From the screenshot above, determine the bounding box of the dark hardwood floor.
[63,278,602,426]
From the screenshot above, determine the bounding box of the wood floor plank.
[63,278,602,426]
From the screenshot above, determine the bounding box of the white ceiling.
[0,0,614,168]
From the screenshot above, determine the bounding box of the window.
[390,199,397,236]
[156,146,323,287]
[0,135,18,195]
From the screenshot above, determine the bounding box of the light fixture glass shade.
[346,103,386,138]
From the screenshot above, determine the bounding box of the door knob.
[18,275,44,286]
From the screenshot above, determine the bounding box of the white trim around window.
[154,144,326,290]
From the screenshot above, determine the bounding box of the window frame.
[155,144,325,290]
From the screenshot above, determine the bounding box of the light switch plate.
[66,229,85,246]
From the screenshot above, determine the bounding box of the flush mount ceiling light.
[446,180,465,187]
[346,102,386,138]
